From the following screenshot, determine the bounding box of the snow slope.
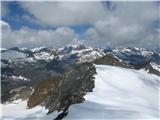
[0,100,58,120]
[66,65,160,119]
[1,65,160,120]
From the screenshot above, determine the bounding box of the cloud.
[1,20,78,48]
[20,1,107,26]
[82,2,159,49]
[1,1,159,49]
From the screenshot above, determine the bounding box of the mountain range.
[1,44,160,120]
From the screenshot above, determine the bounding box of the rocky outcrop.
[27,76,62,108]
[27,62,96,119]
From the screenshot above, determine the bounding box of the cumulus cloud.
[1,20,78,48]
[82,2,159,49]
[20,1,107,26]
[1,1,159,49]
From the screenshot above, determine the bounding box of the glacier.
[1,65,160,120]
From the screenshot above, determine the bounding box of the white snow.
[31,47,45,52]
[79,50,105,63]
[34,52,54,61]
[135,48,154,56]
[121,48,132,52]
[11,75,30,81]
[1,65,160,120]
[0,48,7,51]
[71,48,105,63]
[0,100,58,120]
[150,62,160,72]
[66,65,160,119]
[59,47,105,63]
[113,47,154,57]
[70,48,92,54]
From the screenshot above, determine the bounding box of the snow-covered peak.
[58,46,105,63]
[58,44,86,53]
[134,47,154,56]
[113,47,154,56]
[31,46,46,52]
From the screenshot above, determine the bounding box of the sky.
[1,1,160,49]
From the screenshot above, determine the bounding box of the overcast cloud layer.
[1,1,160,49]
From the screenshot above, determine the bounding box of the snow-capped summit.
[58,45,105,63]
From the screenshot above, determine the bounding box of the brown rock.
[27,76,62,108]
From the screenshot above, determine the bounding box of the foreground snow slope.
[66,65,160,119]
[1,65,160,120]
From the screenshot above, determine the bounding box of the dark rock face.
[27,62,96,119]
[45,62,96,116]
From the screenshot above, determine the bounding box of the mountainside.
[1,45,105,63]
[1,45,160,102]
[1,65,159,119]
[110,47,160,70]
[1,45,160,119]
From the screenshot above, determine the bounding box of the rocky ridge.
[27,62,96,119]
